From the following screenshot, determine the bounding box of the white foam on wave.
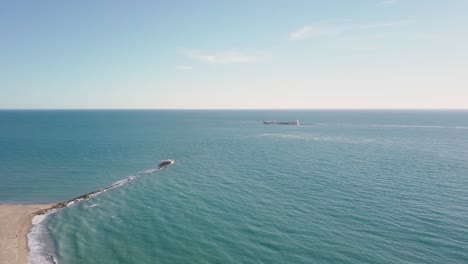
[369,124,452,129]
[260,133,341,142]
[139,164,169,174]
[105,175,137,190]
[27,161,174,264]
[71,175,140,208]
[259,133,380,145]
[84,203,99,208]
[28,213,57,264]
[67,198,83,207]
[27,175,143,264]
[31,213,49,225]
[140,168,159,174]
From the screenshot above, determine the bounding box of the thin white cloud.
[290,25,339,40]
[359,19,413,29]
[183,50,266,64]
[176,65,193,70]
[290,19,412,41]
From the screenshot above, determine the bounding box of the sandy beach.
[0,204,52,264]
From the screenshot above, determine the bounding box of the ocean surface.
[1,110,468,264]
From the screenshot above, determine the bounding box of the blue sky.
[1,0,467,109]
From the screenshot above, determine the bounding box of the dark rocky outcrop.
[158,160,173,169]
[34,159,175,216]
[34,202,67,215]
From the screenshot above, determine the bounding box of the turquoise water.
[1,110,468,263]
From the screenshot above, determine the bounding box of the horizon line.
[0,108,467,111]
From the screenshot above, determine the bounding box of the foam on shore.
[27,160,174,264]
[28,213,56,264]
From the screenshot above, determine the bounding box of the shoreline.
[0,161,173,264]
[0,204,53,264]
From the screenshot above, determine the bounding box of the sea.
[1,110,468,264]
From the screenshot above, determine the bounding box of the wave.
[260,133,331,141]
[28,159,175,264]
[369,124,468,129]
[259,133,376,144]
[84,203,99,208]
[370,124,445,128]
[315,123,468,129]
[28,213,57,264]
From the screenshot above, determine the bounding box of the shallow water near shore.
[1,110,468,263]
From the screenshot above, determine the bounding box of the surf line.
[34,159,175,215]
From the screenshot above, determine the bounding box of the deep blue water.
[1,110,468,263]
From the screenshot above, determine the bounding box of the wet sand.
[0,204,52,264]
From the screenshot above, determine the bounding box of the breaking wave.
[259,133,376,144]
[28,160,175,264]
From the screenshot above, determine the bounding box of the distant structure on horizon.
[262,120,300,125]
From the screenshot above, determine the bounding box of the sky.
[1,0,467,109]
